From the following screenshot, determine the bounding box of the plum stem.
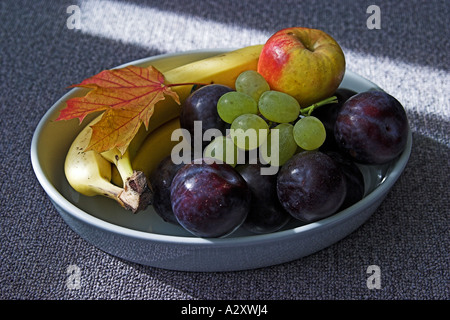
[300,96,339,116]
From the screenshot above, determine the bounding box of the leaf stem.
[167,82,209,88]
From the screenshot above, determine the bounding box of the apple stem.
[300,96,339,116]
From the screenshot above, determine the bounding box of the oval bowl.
[31,49,412,272]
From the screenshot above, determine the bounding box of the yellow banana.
[64,114,152,213]
[132,118,181,179]
[65,45,263,212]
[162,45,263,105]
[109,101,181,186]
[64,115,117,198]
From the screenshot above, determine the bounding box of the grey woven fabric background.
[1,0,448,300]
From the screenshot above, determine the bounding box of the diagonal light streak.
[79,0,268,51]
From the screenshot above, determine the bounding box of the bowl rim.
[30,49,412,247]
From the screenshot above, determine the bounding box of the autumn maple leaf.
[56,65,180,154]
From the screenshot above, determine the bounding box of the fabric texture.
[0,0,448,300]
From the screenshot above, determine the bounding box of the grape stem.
[300,96,339,117]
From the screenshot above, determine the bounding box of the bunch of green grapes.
[208,70,332,167]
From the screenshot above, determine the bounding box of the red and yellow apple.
[257,27,346,107]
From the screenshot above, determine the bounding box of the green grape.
[230,114,269,150]
[258,91,300,123]
[260,123,298,167]
[293,116,326,150]
[235,70,270,101]
[203,136,241,167]
[217,91,258,124]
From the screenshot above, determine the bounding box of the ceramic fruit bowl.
[31,49,412,272]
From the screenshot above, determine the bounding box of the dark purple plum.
[334,91,409,164]
[277,151,347,223]
[170,159,251,238]
[180,84,233,148]
[149,156,184,225]
[311,88,357,152]
[326,151,365,210]
[313,88,358,133]
[237,163,290,234]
